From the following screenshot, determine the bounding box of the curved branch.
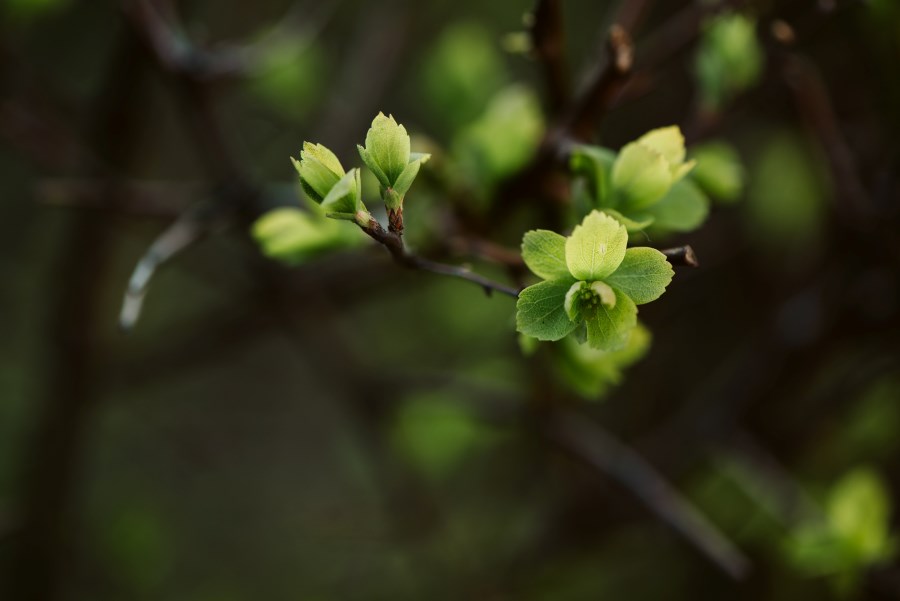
[360,217,521,298]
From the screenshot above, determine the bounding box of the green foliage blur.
[1,1,899,600]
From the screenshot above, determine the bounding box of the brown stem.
[530,0,570,116]
[565,24,634,142]
[361,218,521,298]
[547,409,751,580]
[662,245,699,267]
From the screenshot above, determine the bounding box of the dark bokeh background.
[2,0,899,599]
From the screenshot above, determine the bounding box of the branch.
[565,24,634,142]
[783,55,871,218]
[548,409,751,580]
[530,0,570,116]
[360,218,521,298]
[662,245,699,267]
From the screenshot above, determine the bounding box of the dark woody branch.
[359,218,521,298]
[565,24,634,143]
[530,0,570,117]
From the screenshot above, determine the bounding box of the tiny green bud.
[294,142,345,203]
[321,168,366,220]
[363,112,411,185]
[590,281,617,308]
[612,126,693,210]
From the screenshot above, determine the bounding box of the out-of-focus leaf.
[554,322,651,399]
[647,178,710,234]
[453,85,543,193]
[251,206,363,265]
[100,503,172,593]
[4,0,69,21]
[689,141,745,203]
[612,142,672,211]
[785,468,896,594]
[419,23,507,134]
[246,38,327,122]
[695,12,764,110]
[391,392,496,479]
[746,131,829,250]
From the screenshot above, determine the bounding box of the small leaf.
[251,207,362,264]
[647,178,710,233]
[570,144,617,207]
[605,248,674,305]
[636,126,687,168]
[612,142,673,210]
[689,141,745,202]
[584,288,637,351]
[357,145,390,189]
[554,322,651,399]
[601,208,655,232]
[295,142,345,203]
[565,211,628,281]
[321,168,363,217]
[393,155,430,199]
[363,112,411,184]
[522,230,570,280]
[827,468,895,562]
[516,278,579,341]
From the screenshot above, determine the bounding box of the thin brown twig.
[530,0,570,116]
[565,24,634,143]
[548,409,751,580]
[662,245,699,267]
[783,54,872,217]
[360,218,521,298]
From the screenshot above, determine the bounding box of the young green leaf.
[601,209,654,232]
[612,142,673,210]
[636,126,686,168]
[584,289,637,351]
[647,179,710,233]
[357,145,390,189]
[363,112,411,184]
[565,211,628,281]
[604,248,674,305]
[321,168,364,219]
[294,142,345,203]
[392,154,430,199]
[570,144,616,207]
[516,278,579,341]
[522,229,570,280]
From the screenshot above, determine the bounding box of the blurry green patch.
[419,23,507,135]
[785,468,896,595]
[689,141,745,203]
[251,201,365,266]
[746,131,829,253]
[646,179,710,236]
[838,377,900,461]
[100,503,173,593]
[391,391,498,480]
[552,322,651,400]
[522,527,692,601]
[3,0,69,22]
[695,12,763,111]
[245,38,327,122]
[687,457,785,547]
[453,85,543,200]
